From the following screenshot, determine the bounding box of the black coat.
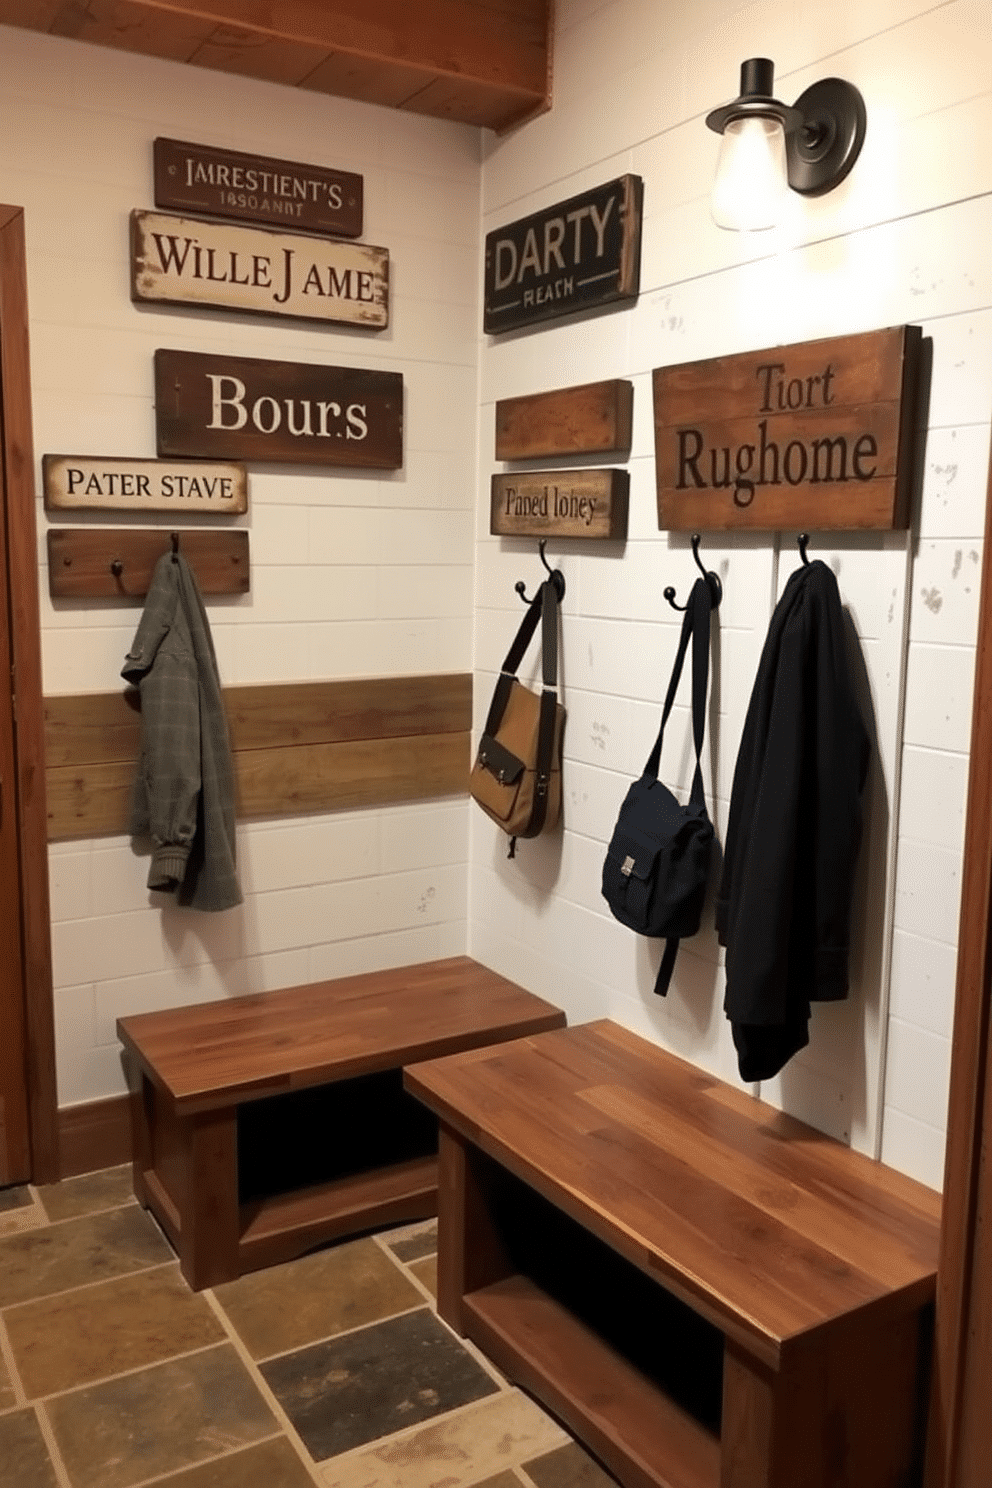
[715,560,870,1081]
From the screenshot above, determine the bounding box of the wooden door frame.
[0,203,58,1185]
[926,435,992,1484]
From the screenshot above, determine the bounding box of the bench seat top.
[117,956,565,1115]
[405,1018,942,1369]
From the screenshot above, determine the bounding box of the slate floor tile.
[0,1185,32,1214]
[524,1442,621,1488]
[408,1255,437,1298]
[386,1222,438,1263]
[0,1407,60,1488]
[318,1387,568,1488]
[0,1206,171,1308]
[36,1166,136,1224]
[149,1435,317,1487]
[212,1235,421,1360]
[263,1306,499,1462]
[0,1343,17,1413]
[44,1343,278,1488]
[6,1262,226,1399]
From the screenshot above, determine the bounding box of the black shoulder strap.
[644,577,713,804]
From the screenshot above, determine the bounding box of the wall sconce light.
[705,58,866,231]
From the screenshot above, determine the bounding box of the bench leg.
[721,1308,927,1488]
[179,1107,240,1292]
[436,1124,513,1334]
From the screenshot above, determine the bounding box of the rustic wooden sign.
[47,528,249,599]
[43,454,248,514]
[496,379,633,460]
[484,175,642,335]
[154,137,363,238]
[653,325,924,530]
[490,470,628,540]
[131,212,388,329]
[154,349,403,470]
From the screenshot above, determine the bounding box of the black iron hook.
[664,533,723,612]
[170,531,180,563]
[515,538,566,604]
[797,532,811,565]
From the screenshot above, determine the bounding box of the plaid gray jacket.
[122,551,242,911]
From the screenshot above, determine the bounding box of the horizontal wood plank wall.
[45,673,472,841]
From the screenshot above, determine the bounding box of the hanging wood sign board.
[495,379,633,460]
[484,175,642,335]
[154,138,363,238]
[653,325,924,530]
[154,349,403,469]
[131,211,388,329]
[43,454,248,514]
[490,470,628,540]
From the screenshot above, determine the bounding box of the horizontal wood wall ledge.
[45,673,472,841]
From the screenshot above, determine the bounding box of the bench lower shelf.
[464,1275,720,1488]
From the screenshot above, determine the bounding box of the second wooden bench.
[117,956,565,1290]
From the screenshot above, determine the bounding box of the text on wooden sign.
[44,455,248,514]
[154,349,403,469]
[484,176,642,335]
[653,326,924,530]
[154,138,363,238]
[131,212,388,329]
[490,470,628,540]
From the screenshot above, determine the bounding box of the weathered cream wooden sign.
[131,211,389,329]
[43,454,248,514]
[490,470,629,540]
[653,325,925,530]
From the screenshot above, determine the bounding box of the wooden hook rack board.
[47,528,250,599]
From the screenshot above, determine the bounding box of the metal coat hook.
[797,532,811,565]
[170,531,180,563]
[664,533,723,611]
[515,538,566,604]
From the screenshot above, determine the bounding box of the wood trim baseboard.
[58,1094,133,1179]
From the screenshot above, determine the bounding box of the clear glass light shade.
[711,114,788,231]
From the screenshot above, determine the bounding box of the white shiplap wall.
[470,0,989,1188]
[0,25,480,1106]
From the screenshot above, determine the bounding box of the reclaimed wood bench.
[117,957,565,1290]
[405,1020,942,1488]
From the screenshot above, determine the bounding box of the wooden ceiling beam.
[0,0,554,131]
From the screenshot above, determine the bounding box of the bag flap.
[476,733,525,786]
[605,822,668,882]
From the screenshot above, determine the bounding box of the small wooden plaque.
[154,349,403,470]
[154,138,363,238]
[131,211,388,329]
[43,455,247,514]
[48,528,250,599]
[495,380,633,461]
[490,470,628,540]
[653,325,924,531]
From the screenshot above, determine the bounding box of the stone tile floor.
[0,1170,618,1488]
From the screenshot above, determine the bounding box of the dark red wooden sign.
[154,349,403,470]
[154,138,363,239]
[484,175,642,335]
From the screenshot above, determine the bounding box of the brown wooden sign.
[484,175,642,335]
[154,138,363,238]
[653,325,924,531]
[47,528,249,600]
[490,470,628,540]
[131,212,388,329]
[496,379,633,460]
[43,454,248,514]
[154,349,403,470]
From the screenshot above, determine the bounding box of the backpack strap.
[644,577,713,799]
